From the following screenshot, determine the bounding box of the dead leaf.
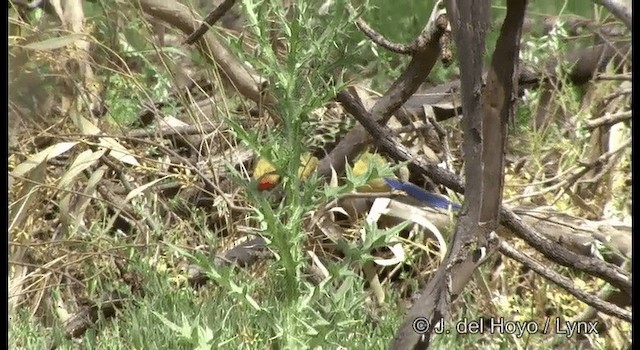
[11,142,78,178]
[76,116,140,166]
[23,34,85,51]
[58,149,107,189]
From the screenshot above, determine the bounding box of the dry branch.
[592,0,632,29]
[515,14,629,39]
[316,2,449,178]
[498,241,631,322]
[346,4,415,55]
[391,0,524,347]
[47,260,144,349]
[504,209,631,266]
[134,0,276,112]
[183,0,237,45]
[398,41,631,123]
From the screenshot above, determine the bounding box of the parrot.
[351,151,460,211]
[252,150,459,211]
[351,150,391,193]
[252,153,318,191]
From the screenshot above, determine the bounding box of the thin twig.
[183,0,237,45]
[98,155,165,235]
[346,4,415,54]
[427,115,454,172]
[603,88,632,103]
[127,123,220,139]
[504,138,631,203]
[595,73,632,81]
[499,240,631,322]
[78,133,247,213]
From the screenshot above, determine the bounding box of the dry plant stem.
[8,260,86,289]
[349,0,449,56]
[498,240,631,322]
[603,88,632,103]
[127,123,220,139]
[122,135,247,212]
[135,0,277,113]
[56,130,254,200]
[579,151,621,185]
[501,208,630,293]
[98,155,164,235]
[572,281,631,322]
[8,174,138,226]
[427,116,452,168]
[560,138,631,192]
[53,131,244,213]
[370,10,448,120]
[595,74,632,81]
[183,0,237,45]
[316,8,449,177]
[500,209,631,266]
[94,180,152,236]
[505,165,577,188]
[394,122,431,135]
[505,138,631,203]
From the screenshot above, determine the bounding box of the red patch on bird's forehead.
[257,178,277,191]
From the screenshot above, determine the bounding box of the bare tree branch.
[134,0,277,114]
[592,0,632,29]
[346,1,449,55]
[498,241,631,322]
[391,0,499,347]
[585,111,631,130]
[316,2,449,178]
[183,0,237,45]
[397,41,630,123]
[346,3,415,54]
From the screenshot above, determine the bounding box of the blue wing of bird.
[383,178,461,211]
